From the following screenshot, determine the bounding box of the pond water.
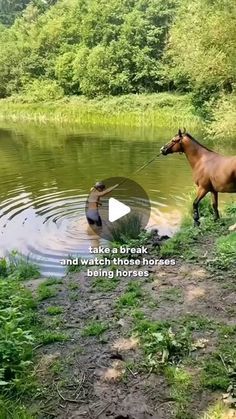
[0,123,235,276]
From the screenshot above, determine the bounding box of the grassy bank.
[0,93,202,129]
[22,201,235,419]
[1,203,235,418]
[0,256,68,418]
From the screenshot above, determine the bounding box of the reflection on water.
[0,123,235,276]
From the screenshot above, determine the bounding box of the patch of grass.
[201,356,230,390]
[210,232,236,270]
[180,314,216,331]
[50,359,64,376]
[165,366,193,419]
[201,333,236,391]
[0,397,36,418]
[46,306,63,315]
[134,319,192,368]
[109,213,143,244]
[68,291,79,301]
[225,201,236,216]
[131,309,146,320]
[160,287,183,302]
[0,278,36,387]
[7,252,40,281]
[42,278,63,286]
[201,401,235,419]
[67,255,84,273]
[92,277,119,292]
[160,224,200,258]
[0,258,7,277]
[82,321,108,337]
[116,281,142,309]
[67,281,79,290]
[37,282,57,301]
[0,93,201,129]
[39,332,69,345]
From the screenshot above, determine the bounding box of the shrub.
[8,252,40,281]
[207,94,236,141]
[0,258,7,278]
[20,79,64,103]
[109,213,143,244]
[0,278,36,387]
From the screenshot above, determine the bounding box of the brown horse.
[161,129,236,226]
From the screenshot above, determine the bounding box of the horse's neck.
[183,137,210,169]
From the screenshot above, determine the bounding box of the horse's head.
[160,129,185,155]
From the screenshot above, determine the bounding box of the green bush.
[0,258,7,278]
[109,213,143,244]
[207,94,236,141]
[0,278,36,387]
[8,252,40,280]
[20,79,64,103]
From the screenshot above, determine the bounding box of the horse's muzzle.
[160,146,168,155]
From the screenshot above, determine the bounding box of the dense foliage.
[0,0,177,98]
[0,0,235,122]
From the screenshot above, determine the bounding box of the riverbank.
[1,203,235,418]
[0,93,202,129]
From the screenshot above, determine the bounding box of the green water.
[0,123,235,276]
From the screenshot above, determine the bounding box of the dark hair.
[95,181,105,190]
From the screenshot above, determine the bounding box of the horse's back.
[204,154,236,193]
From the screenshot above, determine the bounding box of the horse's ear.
[183,127,186,134]
[178,128,182,136]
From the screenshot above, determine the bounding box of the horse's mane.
[185,133,213,152]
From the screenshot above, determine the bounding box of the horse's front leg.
[193,187,208,227]
[211,191,220,220]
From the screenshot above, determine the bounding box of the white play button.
[108,197,131,222]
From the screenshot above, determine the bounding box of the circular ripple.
[0,186,183,277]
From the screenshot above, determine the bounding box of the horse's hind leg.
[193,187,208,227]
[211,191,220,220]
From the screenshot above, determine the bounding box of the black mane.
[185,132,213,152]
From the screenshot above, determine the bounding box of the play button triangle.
[108,197,131,223]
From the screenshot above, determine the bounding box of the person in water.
[86,181,119,227]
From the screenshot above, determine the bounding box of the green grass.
[0,93,201,129]
[160,287,183,302]
[201,402,235,419]
[206,93,236,142]
[116,281,142,308]
[82,321,108,337]
[164,366,193,419]
[39,332,69,345]
[6,252,40,281]
[201,357,230,390]
[37,282,58,301]
[66,257,83,273]
[67,281,79,290]
[160,200,236,264]
[134,318,192,368]
[211,232,236,270]
[109,213,143,244]
[92,277,120,292]
[0,397,36,419]
[46,306,63,315]
[0,267,45,416]
[180,314,216,332]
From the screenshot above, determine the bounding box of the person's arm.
[98,184,119,197]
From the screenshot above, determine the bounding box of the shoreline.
[0,93,202,129]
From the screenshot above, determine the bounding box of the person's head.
[94,181,105,192]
